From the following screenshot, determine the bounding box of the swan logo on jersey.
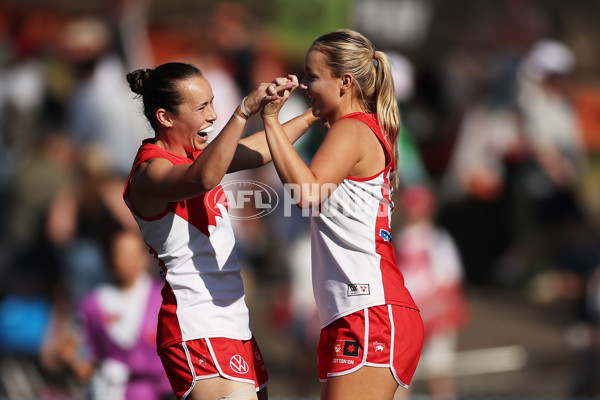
[211,180,279,220]
[347,284,370,296]
[379,229,392,242]
[229,354,249,374]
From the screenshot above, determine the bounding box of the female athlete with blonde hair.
[262,29,424,400]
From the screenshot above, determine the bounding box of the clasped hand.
[242,75,297,116]
[261,74,299,119]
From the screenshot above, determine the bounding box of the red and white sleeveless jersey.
[124,140,251,351]
[310,113,418,328]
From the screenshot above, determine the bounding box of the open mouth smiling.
[197,125,213,140]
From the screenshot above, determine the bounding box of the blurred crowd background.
[1,0,600,399]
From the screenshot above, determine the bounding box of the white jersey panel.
[133,206,251,344]
[311,173,389,327]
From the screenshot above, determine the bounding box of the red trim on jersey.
[340,113,416,310]
[375,167,409,305]
[123,140,227,236]
[124,140,233,350]
[340,112,396,181]
[347,171,385,182]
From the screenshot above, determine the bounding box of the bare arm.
[227,108,320,173]
[129,80,291,218]
[260,75,386,207]
[262,116,369,207]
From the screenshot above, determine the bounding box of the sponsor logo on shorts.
[334,341,343,355]
[253,348,263,362]
[332,357,356,365]
[373,341,385,354]
[229,355,249,374]
[347,284,370,296]
[334,340,360,358]
[252,348,266,371]
[196,356,206,368]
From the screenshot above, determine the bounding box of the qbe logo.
[214,180,279,220]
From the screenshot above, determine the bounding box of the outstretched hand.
[261,75,299,119]
[243,76,297,116]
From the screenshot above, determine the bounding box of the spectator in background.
[386,51,430,188]
[517,39,586,235]
[0,134,78,399]
[58,229,173,400]
[208,1,257,95]
[438,57,525,285]
[0,12,46,161]
[0,132,76,400]
[517,40,595,306]
[46,145,138,307]
[105,0,154,70]
[517,40,600,398]
[394,185,469,400]
[35,142,140,398]
[0,132,76,298]
[59,16,149,178]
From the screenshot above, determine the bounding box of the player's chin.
[193,140,209,151]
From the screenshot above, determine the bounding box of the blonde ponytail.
[311,30,401,185]
[373,50,401,173]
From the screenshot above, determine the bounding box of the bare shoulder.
[310,118,371,174]
[128,158,175,218]
[132,157,174,185]
[329,117,370,134]
[327,117,385,177]
[325,117,379,148]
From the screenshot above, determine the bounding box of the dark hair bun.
[126,68,153,95]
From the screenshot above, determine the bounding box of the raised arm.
[261,115,367,208]
[227,108,320,173]
[129,80,291,218]
[260,75,387,208]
